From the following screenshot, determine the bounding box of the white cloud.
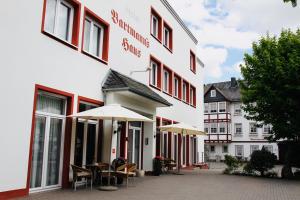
[198,46,228,79]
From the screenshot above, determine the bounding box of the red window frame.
[163,21,173,52]
[190,50,196,73]
[81,7,110,64]
[150,7,162,43]
[149,55,162,91]
[162,65,173,96]
[182,79,190,104]
[190,84,196,107]
[41,0,81,50]
[173,73,182,100]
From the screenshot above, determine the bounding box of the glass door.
[30,92,66,192]
[128,127,141,169]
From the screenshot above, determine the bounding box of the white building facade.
[204,78,278,161]
[0,0,204,198]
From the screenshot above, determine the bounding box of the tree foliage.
[240,29,300,141]
[283,0,297,7]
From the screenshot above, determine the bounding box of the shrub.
[265,171,278,178]
[153,156,163,176]
[249,148,277,177]
[243,162,254,175]
[224,155,240,173]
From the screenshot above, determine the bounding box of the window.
[210,102,217,113]
[234,103,242,115]
[163,22,173,51]
[210,89,216,97]
[223,145,228,153]
[182,81,189,103]
[190,85,196,107]
[263,125,271,134]
[249,123,257,134]
[163,66,172,95]
[263,145,273,153]
[235,145,244,157]
[173,74,181,99]
[219,102,226,113]
[190,51,196,73]
[219,123,226,133]
[149,57,161,89]
[151,8,162,41]
[204,124,209,133]
[210,145,215,153]
[42,0,80,47]
[204,103,209,113]
[250,145,259,155]
[234,123,242,135]
[210,123,217,133]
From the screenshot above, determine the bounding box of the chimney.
[230,77,237,88]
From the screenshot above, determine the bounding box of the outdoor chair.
[163,158,177,173]
[115,163,137,187]
[71,164,93,191]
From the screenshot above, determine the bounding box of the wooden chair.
[115,163,136,187]
[71,164,93,191]
[165,158,177,173]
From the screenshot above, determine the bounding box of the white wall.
[0,0,202,192]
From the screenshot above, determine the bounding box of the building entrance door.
[128,123,141,169]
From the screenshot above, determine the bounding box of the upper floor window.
[151,8,162,41]
[182,81,189,103]
[82,9,110,62]
[163,22,173,51]
[210,123,217,133]
[234,123,242,135]
[210,102,217,113]
[173,74,181,99]
[204,124,209,133]
[219,123,226,133]
[234,103,242,115]
[263,125,271,134]
[210,89,216,97]
[163,67,172,95]
[219,102,226,113]
[190,51,196,73]
[204,103,209,113]
[190,86,196,107]
[249,123,257,134]
[150,57,161,89]
[42,0,80,47]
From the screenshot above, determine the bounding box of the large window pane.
[91,25,102,57]
[37,94,65,115]
[83,19,91,52]
[86,124,96,165]
[151,62,157,86]
[45,0,57,33]
[30,116,47,188]
[46,118,63,186]
[57,2,71,41]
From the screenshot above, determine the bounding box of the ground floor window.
[250,145,259,155]
[210,145,215,153]
[235,145,244,157]
[222,145,228,153]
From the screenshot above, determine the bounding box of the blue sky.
[168,0,300,83]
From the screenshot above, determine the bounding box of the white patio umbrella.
[69,104,152,190]
[159,122,206,174]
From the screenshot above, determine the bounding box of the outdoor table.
[99,170,117,186]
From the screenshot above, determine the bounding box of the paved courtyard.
[20,170,300,200]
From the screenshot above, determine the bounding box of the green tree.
[240,29,300,141]
[283,0,297,7]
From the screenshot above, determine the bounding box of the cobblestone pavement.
[19,170,300,200]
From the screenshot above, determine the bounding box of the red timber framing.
[77,96,104,162]
[4,84,75,199]
[150,7,162,43]
[149,55,162,91]
[81,7,110,64]
[41,0,81,50]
